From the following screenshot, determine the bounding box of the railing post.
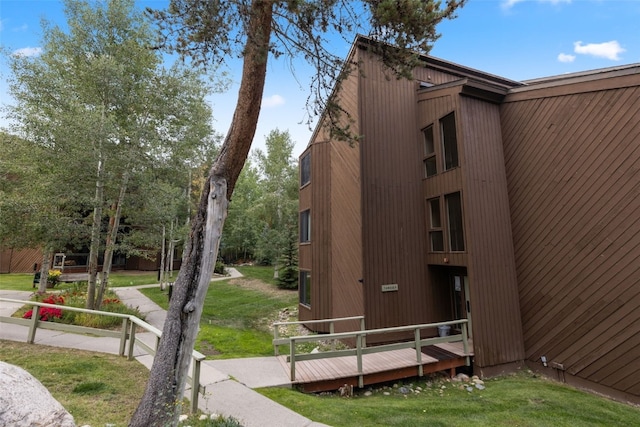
[27,305,40,344]
[415,328,423,377]
[119,317,128,357]
[127,321,136,360]
[273,324,280,356]
[191,358,201,413]
[289,338,296,381]
[356,333,364,388]
[330,322,335,351]
[462,322,470,366]
[360,317,366,348]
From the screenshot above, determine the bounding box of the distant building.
[299,35,640,404]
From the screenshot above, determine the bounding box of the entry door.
[451,274,472,338]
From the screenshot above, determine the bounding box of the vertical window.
[300,270,311,306]
[440,112,459,170]
[423,125,437,177]
[300,152,311,187]
[446,192,465,251]
[300,210,310,243]
[428,198,444,251]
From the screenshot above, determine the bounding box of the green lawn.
[259,371,640,427]
[139,266,297,359]
[0,341,241,427]
[0,271,159,291]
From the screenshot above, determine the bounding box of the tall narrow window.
[440,112,459,170]
[446,192,465,251]
[300,152,311,187]
[300,271,311,306]
[428,198,444,251]
[423,125,437,177]
[300,209,310,243]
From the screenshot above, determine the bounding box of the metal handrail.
[0,297,205,413]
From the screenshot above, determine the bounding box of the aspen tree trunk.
[86,152,105,310]
[129,2,274,426]
[37,248,53,293]
[96,172,128,309]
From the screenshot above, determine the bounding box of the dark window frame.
[300,209,310,243]
[299,270,311,306]
[440,112,459,171]
[300,152,311,187]
[422,125,437,177]
[428,197,444,252]
[446,192,465,252]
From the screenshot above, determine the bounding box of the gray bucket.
[437,325,451,337]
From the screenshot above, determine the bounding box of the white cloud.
[262,94,285,108]
[573,40,625,61]
[13,24,28,32]
[13,47,43,57]
[502,0,571,9]
[557,53,576,63]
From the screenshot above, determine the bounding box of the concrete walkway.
[0,268,329,427]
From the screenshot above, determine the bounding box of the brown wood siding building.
[0,248,42,273]
[298,56,363,332]
[300,35,640,403]
[502,69,640,402]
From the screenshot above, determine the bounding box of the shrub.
[214,260,226,275]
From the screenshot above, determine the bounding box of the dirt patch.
[227,277,295,298]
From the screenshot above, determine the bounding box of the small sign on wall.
[381,283,398,292]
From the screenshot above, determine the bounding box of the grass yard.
[139,266,298,359]
[0,271,159,291]
[259,371,640,427]
[0,341,240,427]
[0,340,148,426]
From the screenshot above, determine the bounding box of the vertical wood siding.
[299,52,363,329]
[502,81,640,398]
[358,48,430,329]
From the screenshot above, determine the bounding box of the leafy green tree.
[3,0,217,307]
[0,133,90,291]
[253,129,299,266]
[133,1,465,425]
[220,158,261,262]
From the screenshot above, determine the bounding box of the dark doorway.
[429,265,472,338]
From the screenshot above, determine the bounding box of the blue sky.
[1,0,639,157]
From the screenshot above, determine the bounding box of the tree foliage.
[2,0,217,298]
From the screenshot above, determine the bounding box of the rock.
[383,391,391,396]
[398,386,410,394]
[364,391,373,397]
[473,378,484,385]
[453,373,470,382]
[475,383,486,390]
[0,361,75,427]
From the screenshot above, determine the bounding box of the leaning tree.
[130,1,466,425]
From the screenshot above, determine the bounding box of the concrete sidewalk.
[0,269,329,427]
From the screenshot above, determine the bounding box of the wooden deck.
[278,341,473,392]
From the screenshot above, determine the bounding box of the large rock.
[0,361,76,427]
